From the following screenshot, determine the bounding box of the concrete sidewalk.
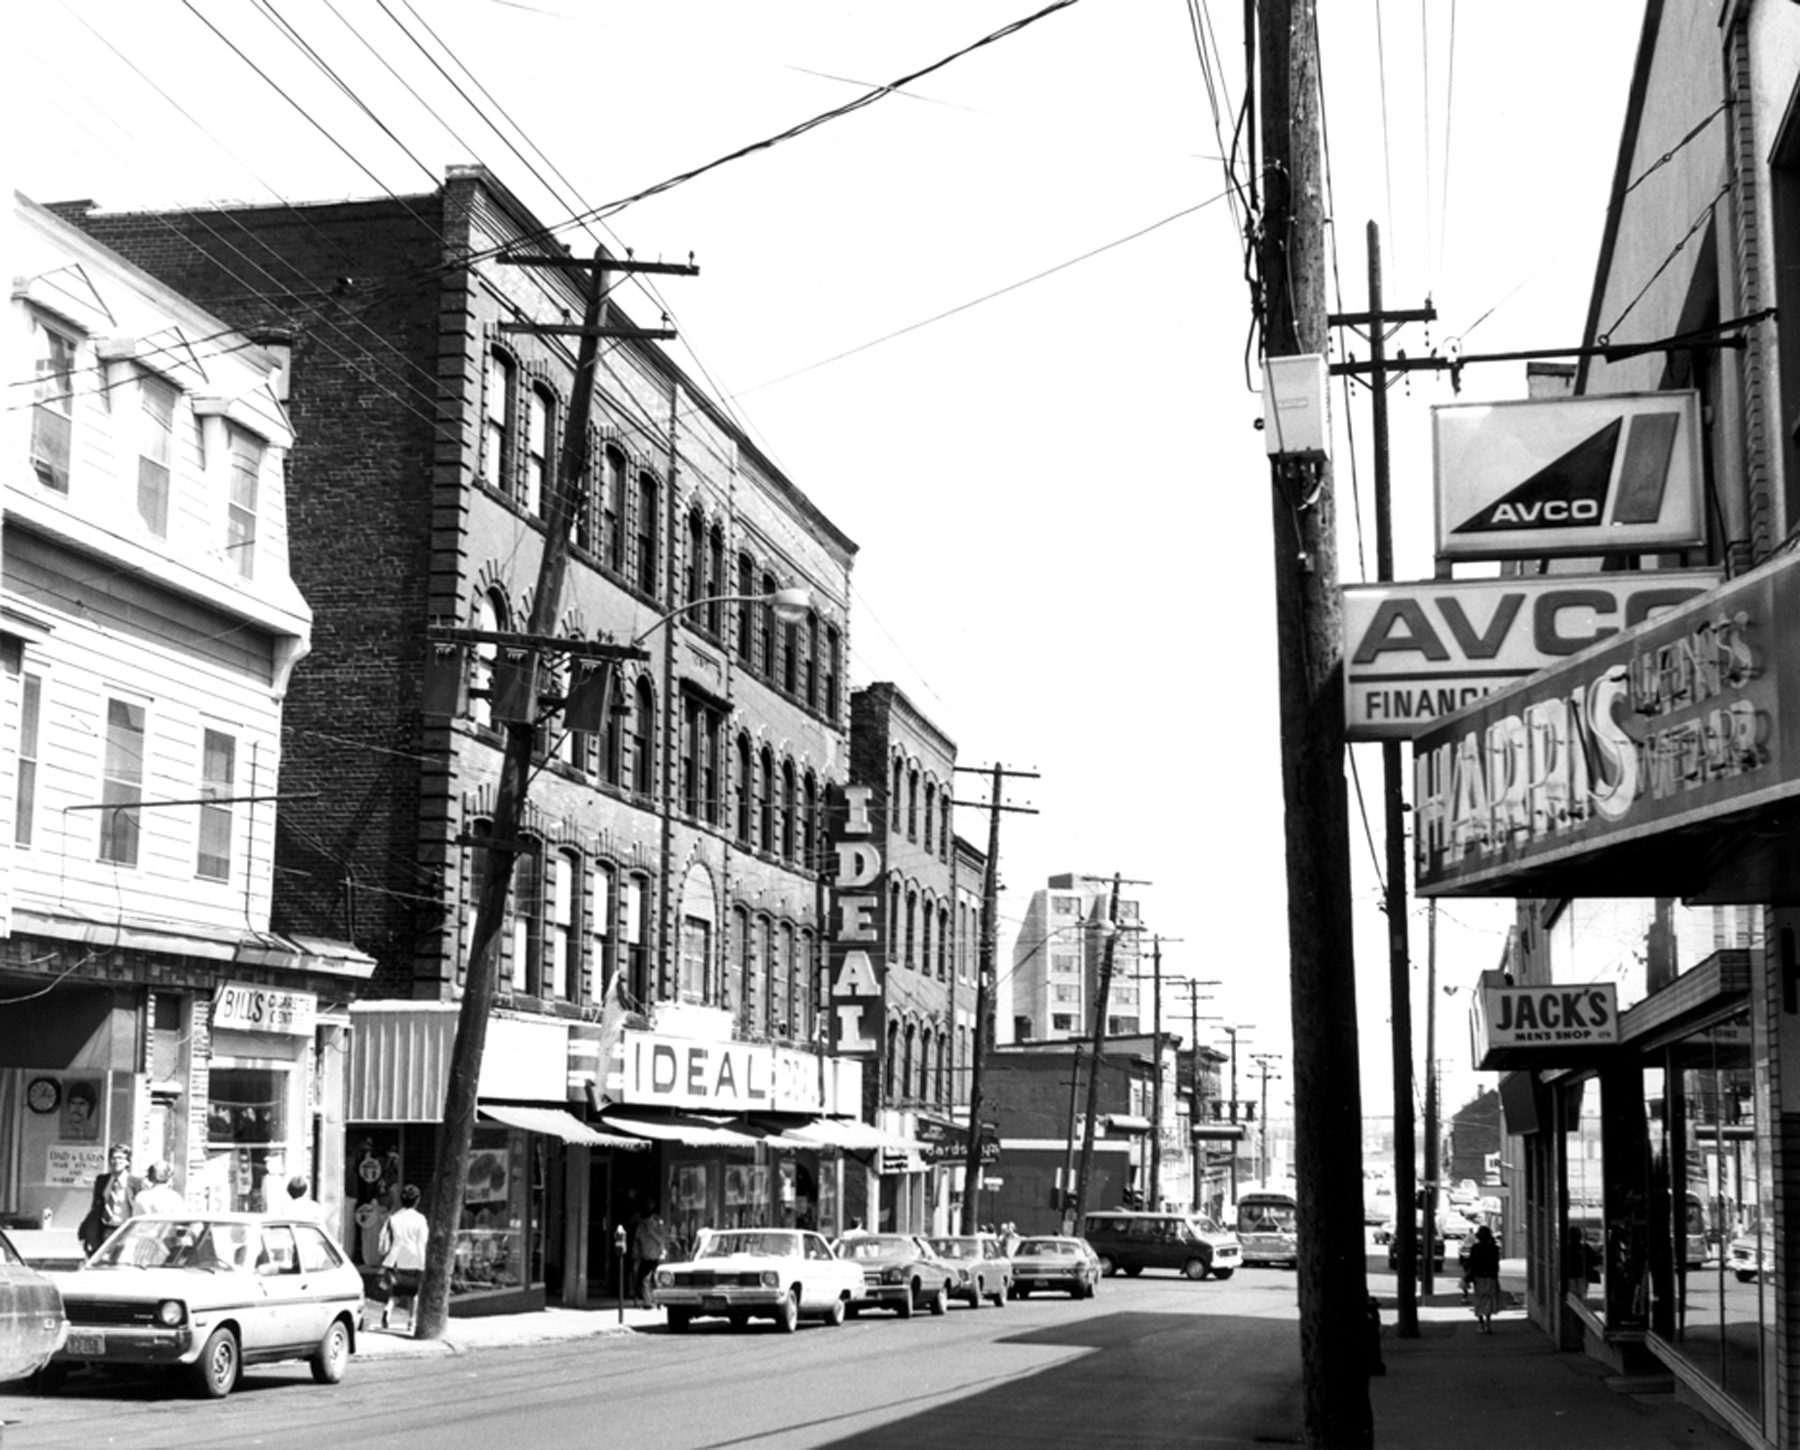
[1371,1294,1746,1450]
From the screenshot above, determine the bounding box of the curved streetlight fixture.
[630,584,812,646]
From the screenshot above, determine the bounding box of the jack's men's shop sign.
[1475,984,1618,1052]
[825,784,886,1054]
[1413,551,1800,896]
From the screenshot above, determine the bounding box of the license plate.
[66,1333,105,1357]
[701,1296,727,1312]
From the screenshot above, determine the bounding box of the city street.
[0,1269,1307,1450]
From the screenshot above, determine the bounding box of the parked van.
[1082,1210,1241,1281]
[1233,1191,1299,1268]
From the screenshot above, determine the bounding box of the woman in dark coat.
[1465,1224,1502,1333]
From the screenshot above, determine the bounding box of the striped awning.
[478,1103,646,1149]
[598,1110,762,1147]
[781,1118,921,1153]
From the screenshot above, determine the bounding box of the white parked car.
[651,1228,863,1332]
[45,1214,363,1398]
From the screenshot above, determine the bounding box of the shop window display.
[455,1128,529,1294]
[207,1066,289,1211]
[1663,1009,1765,1423]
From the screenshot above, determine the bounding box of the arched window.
[824,625,842,721]
[902,1022,917,1102]
[802,772,819,871]
[938,903,951,980]
[924,780,936,853]
[736,553,755,667]
[735,733,754,844]
[941,798,952,862]
[604,446,628,575]
[590,861,616,1002]
[905,888,918,972]
[797,928,816,1041]
[936,1035,948,1106]
[600,675,624,786]
[524,383,553,517]
[547,847,578,999]
[707,526,726,636]
[907,769,919,840]
[886,1017,899,1098]
[780,759,798,862]
[728,905,750,1022]
[635,470,659,594]
[481,349,514,493]
[758,571,777,677]
[758,916,776,1035]
[757,747,775,854]
[891,758,904,836]
[920,896,932,979]
[625,872,651,1004]
[777,921,796,1036]
[888,879,901,951]
[918,1026,933,1102]
[459,817,493,985]
[510,835,542,993]
[470,589,503,729]
[804,613,820,710]
[685,508,706,613]
[630,678,655,800]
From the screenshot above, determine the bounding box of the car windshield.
[929,1238,977,1259]
[696,1232,797,1259]
[1018,1239,1076,1257]
[90,1219,255,1271]
[840,1236,911,1259]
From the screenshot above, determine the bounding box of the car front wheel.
[192,1326,240,1399]
[823,1294,847,1328]
[928,1283,948,1316]
[310,1318,351,1384]
[776,1290,800,1334]
[897,1286,916,1319]
[1182,1257,1210,1281]
[1097,1255,1117,1277]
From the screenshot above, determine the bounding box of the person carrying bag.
[379,1184,429,1334]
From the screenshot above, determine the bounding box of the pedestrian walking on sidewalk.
[1465,1224,1501,1333]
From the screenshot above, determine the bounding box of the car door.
[252,1223,320,1351]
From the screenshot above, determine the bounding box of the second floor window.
[524,384,551,518]
[482,350,514,493]
[31,316,76,493]
[225,426,262,580]
[137,373,176,537]
[15,674,41,849]
[198,729,235,881]
[100,698,146,867]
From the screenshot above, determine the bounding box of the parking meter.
[615,1224,629,1321]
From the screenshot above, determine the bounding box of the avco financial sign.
[1343,572,1719,740]
[1413,550,1800,897]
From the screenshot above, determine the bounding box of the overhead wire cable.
[1418,0,1434,293]
[1436,0,1457,295]
[732,191,1230,399]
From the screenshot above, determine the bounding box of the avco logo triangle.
[1452,418,1618,534]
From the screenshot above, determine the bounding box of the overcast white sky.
[9,0,1646,1123]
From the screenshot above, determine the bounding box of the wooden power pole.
[1256,0,1373,1442]
[414,247,693,1340]
[952,763,1038,1235]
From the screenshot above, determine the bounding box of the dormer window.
[30,315,77,493]
[226,425,263,579]
[137,372,176,537]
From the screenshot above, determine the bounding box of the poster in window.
[466,1148,510,1209]
[61,1078,102,1141]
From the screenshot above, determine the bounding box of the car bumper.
[54,1324,198,1366]
[1015,1272,1083,1290]
[653,1288,787,1317]
[859,1284,914,1307]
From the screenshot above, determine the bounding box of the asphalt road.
[0,1268,1309,1450]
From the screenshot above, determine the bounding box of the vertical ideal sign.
[825,783,886,1054]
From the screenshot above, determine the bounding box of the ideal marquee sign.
[1434,392,1704,560]
[1343,572,1719,740]
[825,783,886,1055]
[617,1031,832,1114]
[1413,550,1800,896]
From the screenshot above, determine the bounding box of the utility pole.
[1251,1054,1282,1185]
[1257,0,1372,1437]
[951,763,1038,1235]
[1423,899,1439,1299]
[1219,1024,1252,1205]
[1328,223,1434,1340]
[1061,1043,1084,1233]
[1144,937,1189,1210]
[1073,874,1150,1225]
[414,247,692,1341]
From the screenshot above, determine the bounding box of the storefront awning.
[780,1117,921,1153]
[598,1110,763,1147]
[479,1104,647,1148]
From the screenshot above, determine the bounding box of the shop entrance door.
[585,1158,617,1300]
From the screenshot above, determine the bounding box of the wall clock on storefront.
[27,1077,61,1114]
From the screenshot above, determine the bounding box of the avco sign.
[1343,572,1719,740]
[1413,550,1800,899]
[1434,391,1704,560]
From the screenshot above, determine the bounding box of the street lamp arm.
[630,586,811,646]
